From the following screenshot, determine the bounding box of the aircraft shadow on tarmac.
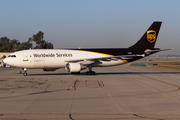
[0,89,67,100]
[28,71,180,76]
[96,72,180,75]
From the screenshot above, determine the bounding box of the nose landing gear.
[22,68,27,76]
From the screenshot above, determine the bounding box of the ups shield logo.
[147,30,156,43]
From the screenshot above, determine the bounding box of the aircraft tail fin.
[129,21,162,49]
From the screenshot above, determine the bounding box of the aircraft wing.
[65,48,173,64]
[65,54,144,63]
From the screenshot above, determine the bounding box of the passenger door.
[23,53,29,61]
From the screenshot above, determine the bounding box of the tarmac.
[1,64,180,120]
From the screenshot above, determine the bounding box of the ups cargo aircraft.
[3,21,171,76]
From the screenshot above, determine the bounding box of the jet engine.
[43,68,58,71]
[65,63,86,72]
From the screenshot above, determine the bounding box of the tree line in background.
[0,31,53,52]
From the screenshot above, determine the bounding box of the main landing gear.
[86,66,96,75]
[22,68,27,76]
[71,72,80,75]
[86,71,96,75]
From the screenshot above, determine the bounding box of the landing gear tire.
[23,72,28,76]
[71,72,80,75]
[86,71,96,75]
[22,68,28,76]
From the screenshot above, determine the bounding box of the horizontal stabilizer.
[145,48,174,54]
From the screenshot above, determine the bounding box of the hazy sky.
[0,0,180,55]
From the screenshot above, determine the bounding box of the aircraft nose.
[3,58,8,64]
[3,58,11,65]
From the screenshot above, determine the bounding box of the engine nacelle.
[43,68,58,71]
[65,63,86,72]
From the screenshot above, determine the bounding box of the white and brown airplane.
[3,21,171,76]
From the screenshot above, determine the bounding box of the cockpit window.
[8,55,16,57]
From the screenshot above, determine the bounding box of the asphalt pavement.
[1,64,180,120]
